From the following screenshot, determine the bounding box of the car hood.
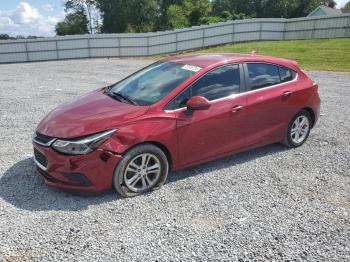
[36,89,148,138]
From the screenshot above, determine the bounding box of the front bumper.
[33,143,122,192]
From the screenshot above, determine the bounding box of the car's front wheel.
[113,144,169,197]
[282,109,312,148]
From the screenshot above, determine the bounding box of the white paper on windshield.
[182,64,202,72]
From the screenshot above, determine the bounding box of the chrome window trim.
[164,107,187,113]
[164,72,298,113]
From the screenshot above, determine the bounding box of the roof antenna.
[251,50,258,56]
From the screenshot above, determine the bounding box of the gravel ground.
[0,58,349,261]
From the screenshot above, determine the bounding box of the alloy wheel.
[290,115,310,144]
[124,153,161,193]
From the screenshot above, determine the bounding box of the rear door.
[166,64,247,166]
[243,63,298,145]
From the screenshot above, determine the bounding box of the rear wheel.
[282,110,312,148]
[113,144,169,197]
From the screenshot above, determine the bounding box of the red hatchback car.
[33,53,320,197]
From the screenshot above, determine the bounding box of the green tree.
[212,0,338,18]
[65,0,98,33]
[167,5,189,28]
[26,35,43,39]
[188,0,212,26]
[127,0,158,32]
[198,16,225,24]
[96,0,157,33]
[96,0,128,33]
[0,34,11,40]
[93,0,341,33]
[55,11,89,35]
[345,1,350,9]
[324,0,337,8]
[155,0,187,30]
[212,0,255,17]
[289,0,336,17]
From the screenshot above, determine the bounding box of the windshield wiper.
[111,91,137,105]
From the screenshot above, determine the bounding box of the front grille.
[34,148,48,168]
[33,132,54,146]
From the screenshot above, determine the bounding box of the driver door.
[171,64,247,167]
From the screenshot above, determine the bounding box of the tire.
[113,143,169,197]
[282,110,312,148]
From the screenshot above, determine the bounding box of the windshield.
[108,62,199,106]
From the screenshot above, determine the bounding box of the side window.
[279,66,296,83]
[164,88,190,110]
[174,88,190,109]
[247,63,280,90]
[191,64,240,101]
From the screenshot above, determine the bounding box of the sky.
[0,0,349,37]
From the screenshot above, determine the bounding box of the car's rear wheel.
[113,144,169,197]
[282,110,312,148]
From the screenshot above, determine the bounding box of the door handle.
[282,91,293,97]
[231,105,244,113]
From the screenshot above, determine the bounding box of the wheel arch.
[122,141,173,170]
[301,107,315,128]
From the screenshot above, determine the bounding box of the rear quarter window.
[246,63,297,91]
[279,66,297,82]
[247,63,280,90]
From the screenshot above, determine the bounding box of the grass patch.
[188,38,350,72]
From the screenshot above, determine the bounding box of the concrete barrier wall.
[1,14,349,63]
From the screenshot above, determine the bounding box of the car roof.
[164,53,300,71]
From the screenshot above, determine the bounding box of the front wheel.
[113,144,169,197]
[282,110,312,148]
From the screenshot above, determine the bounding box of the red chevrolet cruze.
[33,53,320,197]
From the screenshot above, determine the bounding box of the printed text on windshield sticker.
[182,64,202,72]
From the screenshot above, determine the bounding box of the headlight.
[52,129,116,155]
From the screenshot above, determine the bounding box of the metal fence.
[1,14,349,63]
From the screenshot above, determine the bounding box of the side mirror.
[186,96,211,111]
